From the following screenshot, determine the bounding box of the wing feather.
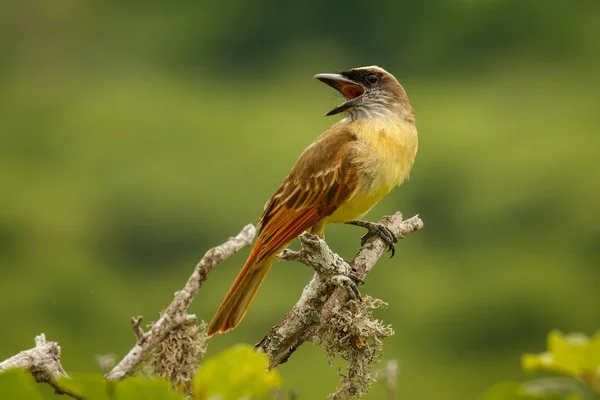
[255,128,358,262]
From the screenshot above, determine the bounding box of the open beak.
[314,73,366,116]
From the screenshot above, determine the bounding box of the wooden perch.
[0,212,422,400]
[256,212,423,368]
[0,334,84,400]
[104,224,256,381]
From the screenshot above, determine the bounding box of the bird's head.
[314,66,414,122]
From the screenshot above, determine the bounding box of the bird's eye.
[367,74,378,84]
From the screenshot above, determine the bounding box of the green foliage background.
[1,1,599,399]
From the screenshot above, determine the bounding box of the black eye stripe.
[341,70,380,85]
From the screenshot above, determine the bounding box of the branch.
[0,334,84,400]
[105,224,256,381]
[256,212,423,368]
[0,214,417,400]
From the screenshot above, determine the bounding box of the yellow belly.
[327,183,392,223]
[325,117,418,224]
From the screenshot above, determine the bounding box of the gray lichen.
[147,320,207,394]
[313,296,394,399]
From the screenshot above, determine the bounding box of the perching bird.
[207,66,418,336]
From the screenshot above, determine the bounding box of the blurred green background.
[1,1,599,399]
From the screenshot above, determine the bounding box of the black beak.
[314,73,366,116]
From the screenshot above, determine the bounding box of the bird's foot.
[328,272,363,301]
[345,220,398,258]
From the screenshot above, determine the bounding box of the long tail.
[207,240,278,337]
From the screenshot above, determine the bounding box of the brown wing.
[255,128,359,262]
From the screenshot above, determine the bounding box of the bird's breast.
[328,118,418,223]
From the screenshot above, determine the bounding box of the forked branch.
[256,212,423,368]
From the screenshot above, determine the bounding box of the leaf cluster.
[482,331,600,400]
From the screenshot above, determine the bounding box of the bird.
[207,66,418,337]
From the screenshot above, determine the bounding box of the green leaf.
[56,373,110,400]
[522,330,600,378]
[521,377,590,400]
[479,381,586,400]
[194,344,282,400]
[0,369,44,400]
[114,376,185,400]
[480,382,532,400]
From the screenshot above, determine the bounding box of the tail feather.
[207,241,278,337]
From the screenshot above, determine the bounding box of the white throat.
[346,103,404,124]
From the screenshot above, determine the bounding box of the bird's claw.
[346,220,398,257]
[348,268,365,286]
[359,223,398,258]
[329,274,362,301]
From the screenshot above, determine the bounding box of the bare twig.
[131,316,144,342]
[256,212,423,369]
[0,334,84,400]
[105,224,256,381]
